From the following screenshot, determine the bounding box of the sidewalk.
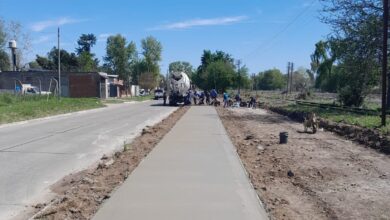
[93,106,268,220]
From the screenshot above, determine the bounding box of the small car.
[154,89,164,100]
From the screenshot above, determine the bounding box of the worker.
[234,93,241,107]
[223,92,229,108]
[185,90,191,105]
[248,96,254,108]
[205,90,210,105]
[193,90,198,105]
[210,89,217,105]
[163,91,167,106]
[198,91,205,105]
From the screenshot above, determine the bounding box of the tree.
[27,60,41,69]
[104,34,137,80]
[35,55,54,70]
[193,50,236,91]
[319,0,382,106]
[0,18,10,71]
[169,61,193,75]
[139,72,158,90]
[141,36,162,75]
[76,34,97,55]
[48,47,79,71]
[76,34,98,71]
[234,65,251,90]
[78,52,98,72]
[104,34,138,95]
[6,21,31,69]
[0,51,9,71]
[35,47,79,71]
[291,67,313,91]
[204,60,235,92]
[311,40,337,92]
[256,69,285,90]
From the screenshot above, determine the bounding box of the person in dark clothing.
[248,96,257,108]
[210,89,218,105]
[163,91,167,106]
[198,92,205,105]
[185,91,191,105]
[193,90,198,105]
[205,90,210,105]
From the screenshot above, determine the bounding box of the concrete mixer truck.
[167,71,191,106]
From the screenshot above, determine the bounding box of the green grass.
[120,95,154,102]
[0,93,104,125]
[283,104,390,134]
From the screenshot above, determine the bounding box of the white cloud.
[98,33,114,42]
[32,35,51,44]
[31,17,85,32]
[151,16,248,30]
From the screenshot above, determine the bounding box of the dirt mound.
[218,107,390,220]
[32,107,189,220]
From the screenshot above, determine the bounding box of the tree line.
[171,50,314,93]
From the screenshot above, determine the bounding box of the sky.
[0,0,331,74]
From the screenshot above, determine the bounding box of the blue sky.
[0,0,330,74]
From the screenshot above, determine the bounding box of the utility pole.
[286,62,291,95]
[382,0,388,126]
[237,59,241,95]
[290,62,294,94]
[58,27,61,99]
[256,72,259,96]
[251,73,255,92]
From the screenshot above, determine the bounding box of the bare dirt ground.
[29,106,188,220]
[217,107,390,220]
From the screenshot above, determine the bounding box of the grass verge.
[0,94,104,125]
[278,104,390,134]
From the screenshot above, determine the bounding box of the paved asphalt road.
[93,106,268,220]
[0,100,177,220]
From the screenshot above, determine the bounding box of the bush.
[338,85,364,107]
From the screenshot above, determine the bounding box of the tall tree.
[76,34,98,71]
[141,36,162,74]
[104,34,137,90]
[0,18,10,71]
[234,65,251,90]
[193,50,236,91]
[6,21,31,69]
[76,34,97,55]
[319,0,382,106]
[311,40,337,91]
[204,60,235,92]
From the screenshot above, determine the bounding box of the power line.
[244,0,317,60]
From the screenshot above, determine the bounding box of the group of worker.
[182,89,257,108]
[222,92,257,108]
[185,89,218,105]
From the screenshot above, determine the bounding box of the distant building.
[0,71,121,98]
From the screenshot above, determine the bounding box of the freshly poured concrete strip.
[0,101,177,220]
[93,106,268,220]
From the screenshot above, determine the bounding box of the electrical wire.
[243,0,317,60]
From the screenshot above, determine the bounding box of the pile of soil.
[218,107,390,220]
[32,106,189,220]
[269,106,390,154]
